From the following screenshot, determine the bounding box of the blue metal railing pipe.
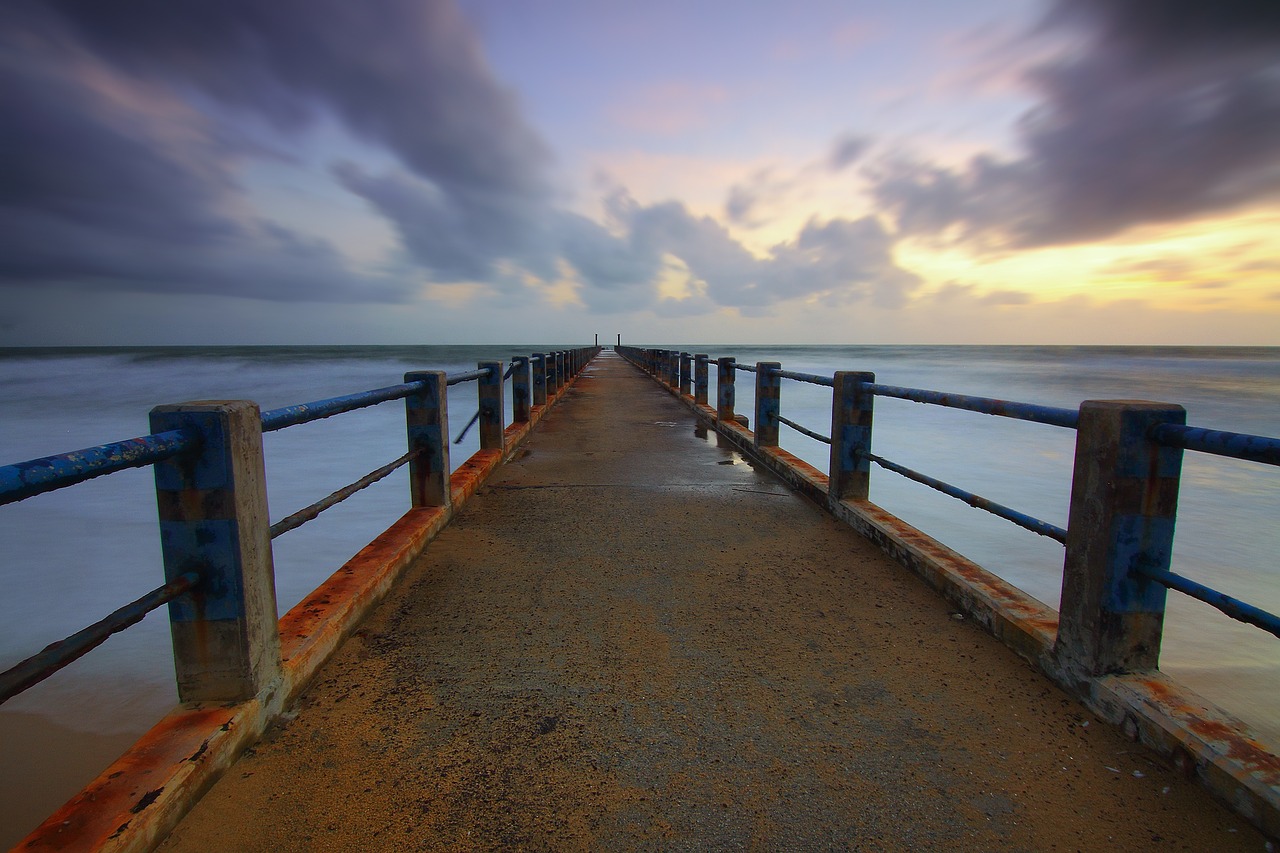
[261,381,427,433]
[260,366,498,433]
[776,369,835,388]
[1150,423,1280,467]
[866,451,1068,542]
[1137,567,1280,639]
[446,367,492,386]
[865,383,1079,429]
[0,430,194,507]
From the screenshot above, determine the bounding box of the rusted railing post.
[478,361,505,450]
[1055,400,1186,678]
[755,362,781,447]
[717,357,736,422]
[532,353,547,407]
[512,356,531,422]
[555,351,566,393]
[680,353,692,396]
[829,371,875,501]
[666,350,678,387]
[404,371,451,508]
[694,354,709,405]
[149,401,281,703]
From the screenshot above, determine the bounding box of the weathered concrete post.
[680,353,692,396]
[512,356,531,422]
[1056,400,1185,678]
[829,371,875,501]
[532,353,547,407]
[478,361,505,450]
[547,352,560,397]
[755,362,781,447]
[404,371,451,508]
[694,355,709,406]
[149,401,282,703]
[555,352,566,393]
[667,350,679,387]
[717,357,736,423]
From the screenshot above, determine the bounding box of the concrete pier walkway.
[160,352,1263,851]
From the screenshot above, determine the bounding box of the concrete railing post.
[532,353,547,407]
[717,357,736,422]
[547,352,560,397]
[149,401,282,703]
[512,356,531,422]
[680,353,692,396]
[478,361,505,450]
[555,352,566,393]
[694,355,709,405]
[404,371,451,508]
[829,371,875,502]
[755,362,781,447]
[666,350,678,387]
[1056,400,1186,677]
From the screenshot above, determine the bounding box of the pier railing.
[0,346,600,705]
[618,346,1280,681]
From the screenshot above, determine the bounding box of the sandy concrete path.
[161,352,1265,851]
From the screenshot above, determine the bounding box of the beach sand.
[0,711,141,849]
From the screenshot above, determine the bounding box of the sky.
[1,0,1278,346]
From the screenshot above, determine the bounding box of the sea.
[1,344,1277,828]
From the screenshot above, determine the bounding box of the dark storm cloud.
[0,0,545,302]
[3,0,920,314]
[44,0,551,202]
[868,0,1280,249]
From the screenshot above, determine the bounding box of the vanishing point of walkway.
[161,352,1263,851]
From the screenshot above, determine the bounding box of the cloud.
[0,0,547,302]
[3,1,922,320]
[722,133,871,227]
[596,190,920,312]
[827,134,871,172]
[867,0,1280,249]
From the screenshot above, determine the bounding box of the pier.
[5,349,1279,849]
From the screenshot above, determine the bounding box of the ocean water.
[1,344,1277,754]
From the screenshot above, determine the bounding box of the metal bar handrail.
[260,365,498,433]
[269,449,418,539]
[1150,423,1280,467]
[261,381,426,433]
[776,369,835,388]
[446,367,492,386]
[1136,567,1280,638]
[0,429,194,507]
[735,363,758,373]
[0,571,200,704]
[865,382,1079,429]
[778,415,831,445]
[865,452,1068,543]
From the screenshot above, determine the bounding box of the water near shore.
[1,344,1277,843]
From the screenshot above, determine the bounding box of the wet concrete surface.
[160,352,1267,851]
